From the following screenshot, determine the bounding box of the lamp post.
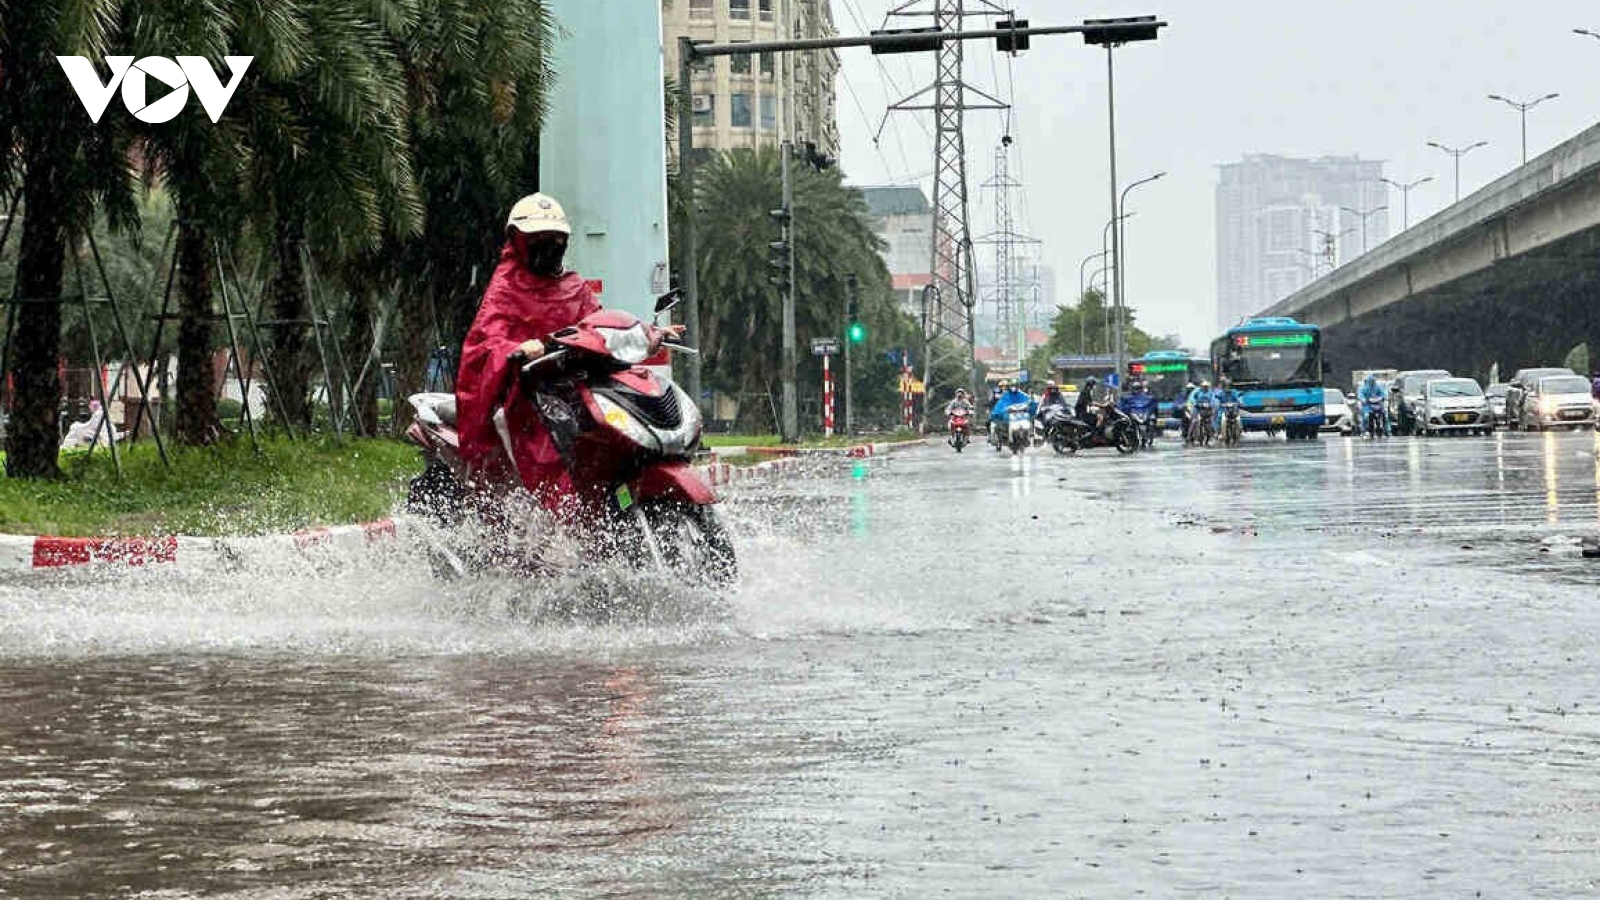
[1380,175,1434,230]
[1085,17,1164,382]
[1428,140,1488,203]
[1116,171,1164,372]
[1487,93,1559,165]
[1339,204,1388,255]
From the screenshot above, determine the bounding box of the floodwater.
[3,430,1599,898]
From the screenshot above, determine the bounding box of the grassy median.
[0,437,421,537]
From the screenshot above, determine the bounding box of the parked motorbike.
[1053,401,1138,455]
[947,407,972,452]
[1219,401,1243,447]
[403,292,735,584]
[1186,402,1216,447]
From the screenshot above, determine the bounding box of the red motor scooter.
[947,408,972,452]
[405,291,735,584]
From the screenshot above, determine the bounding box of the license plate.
[1448,413,1469,423]
[615,484,634,511]
[1271,416,1285,426]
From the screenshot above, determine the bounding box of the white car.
[1320,387,1353,434]
[1418,377,1493,436]
[1518,374,1597,430]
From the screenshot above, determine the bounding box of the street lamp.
[1487,93,1559,165]
[1339,204,1388,255]
[1428,140,1488,203]
[1116,171,1164,372]
[1577,27,1600,42]
[1380,175,1434,230]
[1085,16,1164,381]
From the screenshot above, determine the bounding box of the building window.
[759,52,774,77]
[689,0,713,20]
[692,93,714,128]
[730,43,751,75]
[759,94,776,130]
[759,0,775,21]
[730,0,750,20]
[731,93,752,128]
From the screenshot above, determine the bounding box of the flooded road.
[3,431,1600,898]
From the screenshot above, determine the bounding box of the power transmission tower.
[879,0,1010,401]
[977,135,1039,375]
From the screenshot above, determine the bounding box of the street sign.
[810,337,839,357]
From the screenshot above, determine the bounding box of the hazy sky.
[832,0,1600,349]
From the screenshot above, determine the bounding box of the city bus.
[1128,350,1212,429]
[1209,317,1327,440]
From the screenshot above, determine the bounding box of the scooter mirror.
[654,290,683,315]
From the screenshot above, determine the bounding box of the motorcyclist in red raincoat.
[454,193,599,510]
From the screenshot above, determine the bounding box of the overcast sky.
[832,0,1600,350]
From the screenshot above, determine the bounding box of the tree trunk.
[175,220,223,446]
[266,219,312,431]
[5,161,67,479]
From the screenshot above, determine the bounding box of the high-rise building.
[860,185,935,320]
[663,0,840,166]
[1215,155,1388,331]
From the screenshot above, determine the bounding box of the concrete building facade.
[1216,155,1388,331]
[663,0,840,165]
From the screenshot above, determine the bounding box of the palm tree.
[382,0,555,428]
[239,0,422,432]
[0,0,139,477]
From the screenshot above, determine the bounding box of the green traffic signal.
[847,321,867,343]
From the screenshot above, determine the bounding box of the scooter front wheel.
[633,501,738,586]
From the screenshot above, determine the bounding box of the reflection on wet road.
[2,431,1598,898]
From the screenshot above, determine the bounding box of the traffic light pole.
[845,275,857,435]
[779,141,798,442]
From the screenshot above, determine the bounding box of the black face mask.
[525,241,566,277]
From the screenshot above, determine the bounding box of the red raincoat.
[455,244,600,505]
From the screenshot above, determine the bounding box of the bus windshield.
[1132,357,1211,403]
[1218,332,1320,387]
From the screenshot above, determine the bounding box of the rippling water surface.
[2,432,1599,898]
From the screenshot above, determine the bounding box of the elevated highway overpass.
[1260,122,1600,388]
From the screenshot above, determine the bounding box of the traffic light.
[768,206,791,293]
[845,273,865,343]
[848,320,867,343]
[996,18,1029,55]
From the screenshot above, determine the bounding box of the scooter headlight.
[597,323,652,365]
[593,393,661,451]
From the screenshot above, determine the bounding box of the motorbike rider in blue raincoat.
[1119,380,1158,418]
[1211,377,1243,431]
[989,380,1035,442]
[1357,373,1389,435]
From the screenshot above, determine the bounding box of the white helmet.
[506,193,571,235]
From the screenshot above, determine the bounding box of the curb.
[0,440,931,571]
[0,518,403,574]
[696,437,927,487]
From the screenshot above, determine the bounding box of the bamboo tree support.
[223,249,299,439]
[139,223,183,442]
[299,244,357,440]
[67,252,122,476]
[212,241,262,452]
[83,226,170,467]
[347,284,404,434]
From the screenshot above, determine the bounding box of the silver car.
[1518,374,1597,430]
[1418,377,1493,436]
[1485,383,1510,425]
